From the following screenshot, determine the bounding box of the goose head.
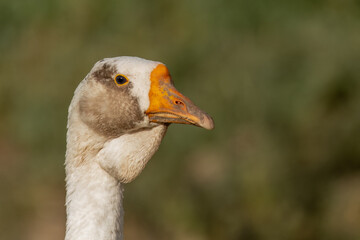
[67,56,213,182]
[77,57,213,135]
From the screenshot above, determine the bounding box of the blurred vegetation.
[1,0,360,239]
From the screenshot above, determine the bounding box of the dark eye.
[114,74,129,86]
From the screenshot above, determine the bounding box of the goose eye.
[114,74,129,86]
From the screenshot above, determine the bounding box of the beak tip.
[199,115,215,130]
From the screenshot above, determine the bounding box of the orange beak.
[145,64,214,130]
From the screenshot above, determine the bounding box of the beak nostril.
[174,100,185,106]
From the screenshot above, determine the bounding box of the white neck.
[65,108,167,240]
[65,164,124,240]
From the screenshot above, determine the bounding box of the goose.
[65,56,214,240]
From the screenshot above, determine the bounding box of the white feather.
[65,57,167,240]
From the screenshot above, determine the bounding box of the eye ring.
[114,74,129,86]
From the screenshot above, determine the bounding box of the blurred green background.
[1,0,360,239]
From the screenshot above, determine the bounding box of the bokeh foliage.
[1,0,360,239]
